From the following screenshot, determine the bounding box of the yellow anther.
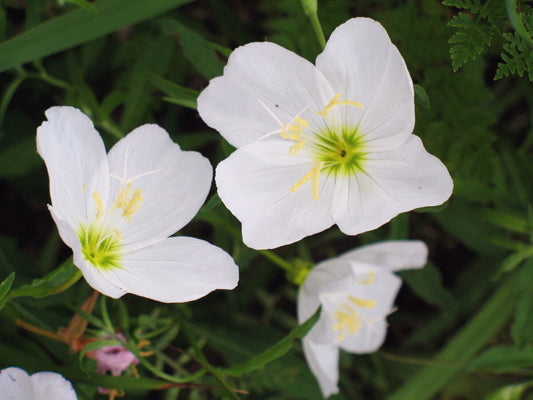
[356,271,376,285]
[289,139,307,156]
[295,116,308,127]
[332,305,361,341]
[316,93,363,116]
[93,191,103,222]
[114,182,143,221]
[113,228,122,241]
[348,296,376,308]
[282,123,303,134]
[290,162,324,200]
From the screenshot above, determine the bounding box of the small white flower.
[37,106,238,303]
[198,18,453,249]
[0,367,77,400]
[297,241,428,397]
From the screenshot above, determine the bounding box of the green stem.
[386,269,521,400]
[259,250,293,272]
[300,0,326,50]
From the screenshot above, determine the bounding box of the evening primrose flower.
[37,106,238,302]
[297,241,428,397]
[0,367,77,400]
[198,18,453,249]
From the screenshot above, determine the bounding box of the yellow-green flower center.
[78,224,122,270]
[313,126,366,177]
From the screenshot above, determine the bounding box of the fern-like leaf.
[448,12,495,71]
[495,30,533,81]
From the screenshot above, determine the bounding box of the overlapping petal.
[332,135,453,236]
[216,141,335,249]
[106,124,212,249]
[302,339,339,397]
[316,18,414,151]
[198,42,334,147]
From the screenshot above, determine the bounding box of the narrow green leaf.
[467,345,533,372]
[147,72,198,110]
[161,19,223,79]
[0,4,6,42]
[483,209,531,234]
[387,264,524,400]
[414,84,430,109]
[220,307,321,377]
[10,258,82,299]
[61,0,98,16]
[120,34,174,131]
[0,77,25,128]
[483,381,533,400]
[0,0,194,73]
[0,272,15,311]
[500,246,533,274]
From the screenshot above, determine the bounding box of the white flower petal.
[0,368,77,400]
[216,141,335,249]
[36,106,109,226]
[198,42,335,147]
[100,236,238,303]
[338,319,388,354]
[106,124,212,248]
[332,135,453,235]
[316,17,414,151]
[0,367,33,400]
[298,259,353,323]
[49,208,126,299]
[31,372,77,400]
[302,339,340,398]
[340,240,428,272]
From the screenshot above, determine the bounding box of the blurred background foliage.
[0,0,532,399]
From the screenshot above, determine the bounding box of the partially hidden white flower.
[37,106,238,302]
[0,367,77,400]
[297,241,428,397]
[197,17,453,249]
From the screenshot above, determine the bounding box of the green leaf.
[499,246,533,274]
[467,345,533,372]
[120,34,174,131]
[161,19,224,79]
[483,381,533,400]
[10,258,82,299]
[0,272,15,311]
[220,307,321,377]
[0,0,194,73]
[147,72,198,110]
[0,134,41,178]
[414,84,430,109]
[482,209,532,234]
[60,0,98,16]
[505,0,533,47]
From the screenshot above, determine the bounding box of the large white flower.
[297,241,428,397]
[37,106,238,302]
[0,367,77,400]
[197,17,453,249]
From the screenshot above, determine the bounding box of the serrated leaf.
[467,345,533,372]
[448,13,495,71]
[505,0,533,46]
[219,307,321,377]
[161,19,224,80]
[0,0,193,73]
[0,272,15,311]
[9,258,82,299]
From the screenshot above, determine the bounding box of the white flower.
[0,367,77,400]
[37,106,238,303]
[197,17,453,250]
[297,241,428,397]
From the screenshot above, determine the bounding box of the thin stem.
[300,0,326,49]
[259,250,293,272]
